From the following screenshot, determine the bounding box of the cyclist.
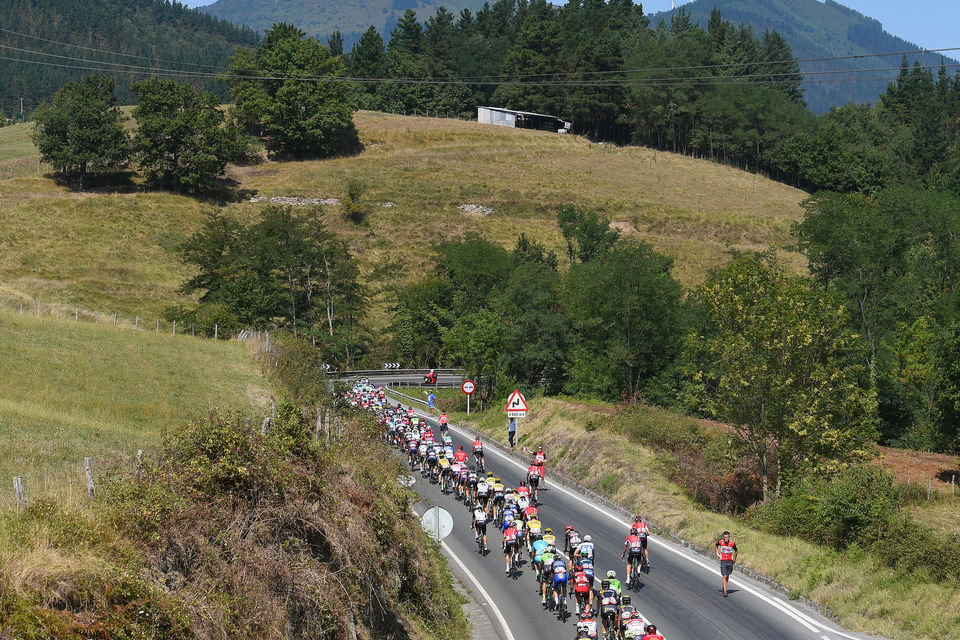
[438,456,450,492]
[565,525,582,555]
[542,527,558,549]
[438,411,449,433]
[606,570,622,596]
[472,504,488,552]
[623,531,645,585]
[491,478,505,521]
[715,530,738,597]
[466,466,479,505]
[540,545,557,605]
[477,475,491,514]
[642,624,664,640]
[621,597,647,639]
[575,534,595,561]
[472,437,485,470]
[572,564,593,614]
[575,606,599,639]
[531,536,550,578]
[527,460,542,501]
[502,522,520,575]
[572,555,595,584]
[630,516,651,570]
[598,579,621,637]
[526,515,543,552]
[551,554,568,611]
[454,445,468,464]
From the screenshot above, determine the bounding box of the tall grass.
[0,308,269,506]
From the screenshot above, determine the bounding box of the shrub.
[750,464,901,550]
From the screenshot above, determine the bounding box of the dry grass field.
[0,112,808,328]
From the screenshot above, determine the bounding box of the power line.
[1,23,958,81]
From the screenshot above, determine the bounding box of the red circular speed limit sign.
[461,380,476,395]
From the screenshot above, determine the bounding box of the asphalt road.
[401,406,877,640]
[346,372,465,389]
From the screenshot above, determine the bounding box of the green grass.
[463,398,960,640]
[0,121,36,164]
[0,111,808,331]
[0,308,269,506]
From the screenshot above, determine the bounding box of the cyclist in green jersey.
[540,546,557,605]
[606,570,622,595]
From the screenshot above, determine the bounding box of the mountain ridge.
[650,0,959,112]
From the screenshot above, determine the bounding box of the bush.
[750,464,901,551]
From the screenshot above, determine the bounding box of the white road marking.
[412,505,516,640]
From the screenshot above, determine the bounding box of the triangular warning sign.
[505,389,529,412]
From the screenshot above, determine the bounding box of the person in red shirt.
[502,523,520,575]
[453,445,468,464]
[516,481,531,501]
[622,532,645,584]
[715,530,738,597]
[641,623,664,640]
[534,445,546,485]
[523,504,538,523]
[438,412,449,432]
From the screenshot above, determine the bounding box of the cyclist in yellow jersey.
[526,517,543,553]
[543,527,557,549]
[438,457,450,492]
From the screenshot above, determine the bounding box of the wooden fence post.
[114,311,117,327]
[214,323,218,339]
[173,320,176,335]
[14,475,25,508]
[135,316,139,328]
[84,457,95,499]
[75,308,78,321]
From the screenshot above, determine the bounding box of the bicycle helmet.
[565,525,575,532]
[621,595,632,606]
[538,445,543,451]
[606,570,616,579]
[583,534,592,542]
[579,606,593,619]
[486,472,494,478]
[544,528,553,535]
[634,515,642,522]
[646,625,657,633]
[600,579,610,590]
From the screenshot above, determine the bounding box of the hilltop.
[0,112,807,329]
[202,0,487,44]
[652,0,960,112]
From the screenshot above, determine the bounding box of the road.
[339,371,465,389]
[401,405,876,640]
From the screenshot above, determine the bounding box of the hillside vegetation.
[0,0,259,114]
[0,112,807,325]
[0,307,269,504]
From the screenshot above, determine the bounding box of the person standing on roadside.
[508,417,517,449]
[715,531,738,597]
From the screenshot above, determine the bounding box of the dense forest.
[0,0,259,116]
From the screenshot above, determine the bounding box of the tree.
[687,254,879,500]
[328,31,344,57]
[132,77,247,193]
[229,24,358,158]
[556,204,620,264]
[32,75,129,187]
[564,240,685,398]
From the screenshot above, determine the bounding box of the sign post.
[462,379,476,415]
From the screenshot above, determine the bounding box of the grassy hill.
[0,308,269,506]
[0,112,807,329]
[652,0,960,113]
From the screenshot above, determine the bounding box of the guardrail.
[338,368,465,376]
[384,388,429,406]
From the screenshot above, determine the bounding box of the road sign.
[420,506,453,541]
[505,389,528,418]
[461,380,476,395]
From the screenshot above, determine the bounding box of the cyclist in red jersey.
[527,462,542,501]
[641,624,664,640]
[438,412,449,433]
[453,445,468,464]
[715,530,738,597]
[629,516,651,567]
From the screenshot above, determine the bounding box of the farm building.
[477,107,572,133]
